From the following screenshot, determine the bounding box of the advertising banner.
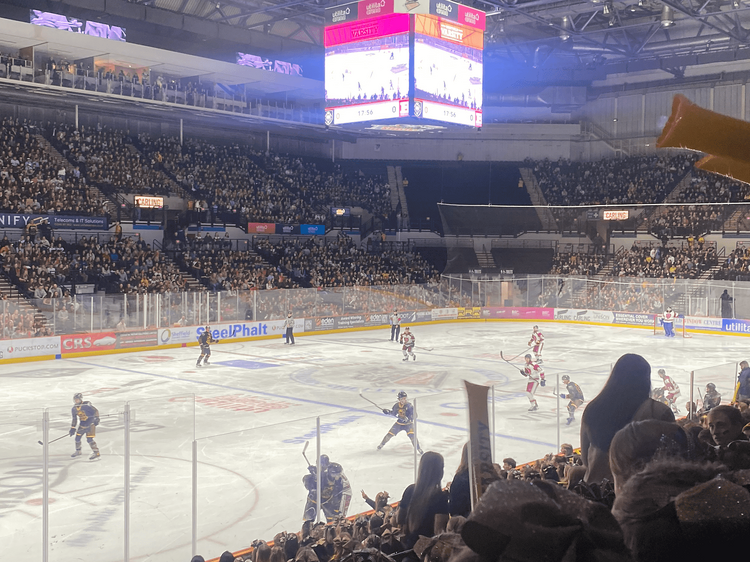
[365,313,390,326]
[685,316,723,331]
[337,315,367,328]
[314,316,337,331]
[431,308,458,320]
[196,320,287,342]
[117,330,159,349]
[612,312,656,327]
[158,327,198,346]
[0,336,60,360]
[325,12,409,47]
[553,309,614,323]
[276,224,300,235]
[484,307,555,320]
[247,222,276,234]
[415,310,433,322]
[722,318,750,335]
[0,213,107,230]
[61,332,117,354]
[458,307,482,319]
[300,224,326,235]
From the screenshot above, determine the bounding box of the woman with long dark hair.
[580,353,674,483]
[397,451,449,548]
[448,443,471,517]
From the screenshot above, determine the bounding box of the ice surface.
[0,321,744,561]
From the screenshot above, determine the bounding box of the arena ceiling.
[4,0,750,75]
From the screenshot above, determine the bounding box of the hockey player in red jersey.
[520,354,546,411]
[528,325,545,363]
[400,326,416,361]
[658,368,681,414]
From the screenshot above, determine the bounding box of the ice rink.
[1,320,745,562]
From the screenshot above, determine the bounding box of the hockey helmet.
[667,307,672,312]
[328,462,343,477]
[288,312,292,317]
[404,326,410,331]
[398,391,408,399]
[533,325,539,331]
[205,325,210,331]
[73,393,83,404]
[707,383,716,392]
[320,454,330,468]
[561,375,570,382]
[524,354,532,361]
[658,369,666,376]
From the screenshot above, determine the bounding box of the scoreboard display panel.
[413,14,483,127]
[324,0,485,128]
[325,13,410,126]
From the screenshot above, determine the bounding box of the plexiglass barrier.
[0,412,43,562]
[690,362,740,412]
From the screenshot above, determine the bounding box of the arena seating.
[0,118,109,216]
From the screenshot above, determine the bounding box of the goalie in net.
[654,308,692,338]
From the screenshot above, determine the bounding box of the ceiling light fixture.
[560,15,572,40]
[660,5,675,28]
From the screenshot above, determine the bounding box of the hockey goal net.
[653,315,693,338]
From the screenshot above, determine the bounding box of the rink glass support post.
[413,399,419,483]
[143,293,148,329]
[43,409,49,562]
[556,373,560,452]
[316,417,322,524]
[136,294,140,326]
[490,386,496,463]
[217,293,221,323]
[124,403,131,562]
[192,440,198,557]
[253,291,257,322]
[689,371,695,421]
[90,297,94,332]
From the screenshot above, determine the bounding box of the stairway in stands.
[0,274,50,331]
[519,168,558,230]
[475,249,497,270]
[35,134,119,219]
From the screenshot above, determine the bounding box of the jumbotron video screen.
[413,13,483,128]
[324,13,410,126]
[324,0,486,128]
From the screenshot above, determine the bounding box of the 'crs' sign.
[61,333,117,353]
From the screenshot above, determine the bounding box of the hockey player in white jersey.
[520,354,546,411]
[528,325,545,363]
[400,326,416,361]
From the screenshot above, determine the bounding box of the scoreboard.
[324,0,485,128]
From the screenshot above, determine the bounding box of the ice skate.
[71,450,82,458]
[402,357,409,361]
[203,360,210,365]
[566,417,575,425]
[89,451,101,460]
[377,444,383,450]
[528,404,538,412]
[196,363,202,367]
[412,355,416,361]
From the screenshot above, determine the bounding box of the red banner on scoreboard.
[325,12,410,47]
[414,13,484,49]
[325,0,485,30]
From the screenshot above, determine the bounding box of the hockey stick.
[500,347,533,363]
[37,433,70,446]
[359,392,384,411]
[415,345,433,352]
[302,441,311,466]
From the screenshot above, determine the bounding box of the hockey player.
[661,307,677,337]
[528,325,545,363]
[326,462,352,518]
[390,310,401,342]
[520,354,546,412]
[70,393,100,460]
[196,326,217,367]
[400,326,416,361]
[698,383,722,414]
[658,369,681,414]
[303,459,352,522]
[559,375,584,425]
[377,391,423,453]
[284,312,295,345]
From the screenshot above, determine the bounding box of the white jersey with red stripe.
[529,330,544,346]
[401,332,415,349]
[662,310,677,322]
[522,362,545,382]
